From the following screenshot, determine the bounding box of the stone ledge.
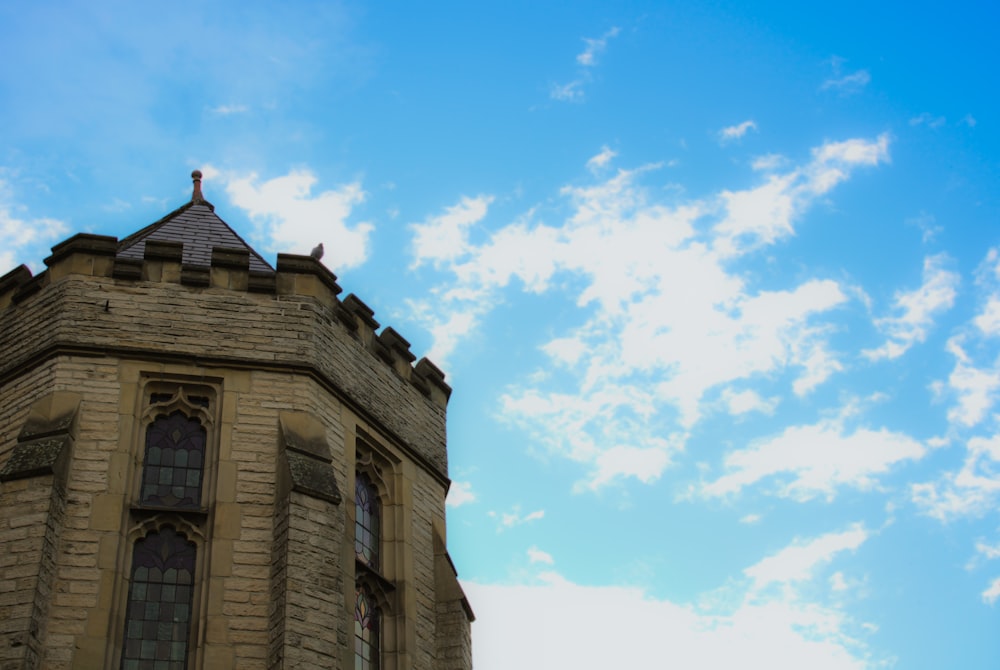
[45,233,118,268]
[0,435,70,482]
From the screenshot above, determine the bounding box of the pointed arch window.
[120,526,196,669]
[355,472,380,569]
[140,411,206,509]
[354,583,381,670]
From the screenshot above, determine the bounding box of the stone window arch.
[136,388,215,511]
[353,430,404,670]
[120,519,203,670]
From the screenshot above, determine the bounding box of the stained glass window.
[121,527,196,670]
[354,583,380,670]
[140,412,206,509]
[355,473,380,569]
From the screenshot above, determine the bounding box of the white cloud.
[714,134,889,256]
[102,197,131,212]
[410,134,891,490]
[526,546,554,565]
[905,211,941,244]
[0,175,69,273]
[582,443,672,491]
[551,27,620,102]
[586,145,617,173]
[550,80,585,102]
[703,415,925,501]
[912,434,1000,521]
[410,195,492,268]
[983,577,1000,605]
[975,298,1000,337]
[446,481,476,508]
[744,525,868,591]
[751,153,789,171]
[972,540,1000,606]
[974,249,1000,337]
[215,166,372,269]
[976,541,1000,561]
[489,506,545,531]
[863,254,959,360]
[941,337,1000,428]
[722,388,779,416]
[576,27,620,67]
[821,68,871,95]
[909,113,946,129]
[465,567,876,670]
[719,120,757,143]
[810,134,890,171]
[209,103,249,115]
[740,514,762,524]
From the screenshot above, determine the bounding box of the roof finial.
[191,169,204,203]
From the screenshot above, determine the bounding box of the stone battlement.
[0,232,451,476]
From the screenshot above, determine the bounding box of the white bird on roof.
[310,242,324,260]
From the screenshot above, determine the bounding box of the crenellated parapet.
[0,231,451,476]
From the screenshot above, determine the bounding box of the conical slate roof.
[117,171,273,274]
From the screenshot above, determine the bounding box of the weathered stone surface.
[285,452,341,505]
[0,436,70,481]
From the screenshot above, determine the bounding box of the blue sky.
[2,1,998,667]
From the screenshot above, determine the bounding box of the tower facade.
[0,174,473,669]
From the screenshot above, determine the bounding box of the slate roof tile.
[118,200,273,274]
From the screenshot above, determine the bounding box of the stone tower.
[0,172,473,669]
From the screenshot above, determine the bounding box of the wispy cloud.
[576,27,620,67]
[550,80,585,102]
[973,248,1000,338]
[410,195,492,268]
[821,59,871,96]
[912,434,1000,521]
[586,145,617,173]
[209,103,250,116]
[489,506,545,531]
[751,153,789,172]
[863,254,959,361]
[744,525,869,591]
[905,211,942,243]
[718,120,757,143]
[702,407,925,501]
[722,389,779,416]
[909,112,946,129]
[527,546,554,565]
[551,26,620,102]
[983,577,1000,604]
[912,252,1000,520]
[102,197,132,213]
[939,336,1000,429]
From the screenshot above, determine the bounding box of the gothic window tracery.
[354,583,380,670]
[140,411,206,509]
[120,526,196,670]
[355,472,380,570]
